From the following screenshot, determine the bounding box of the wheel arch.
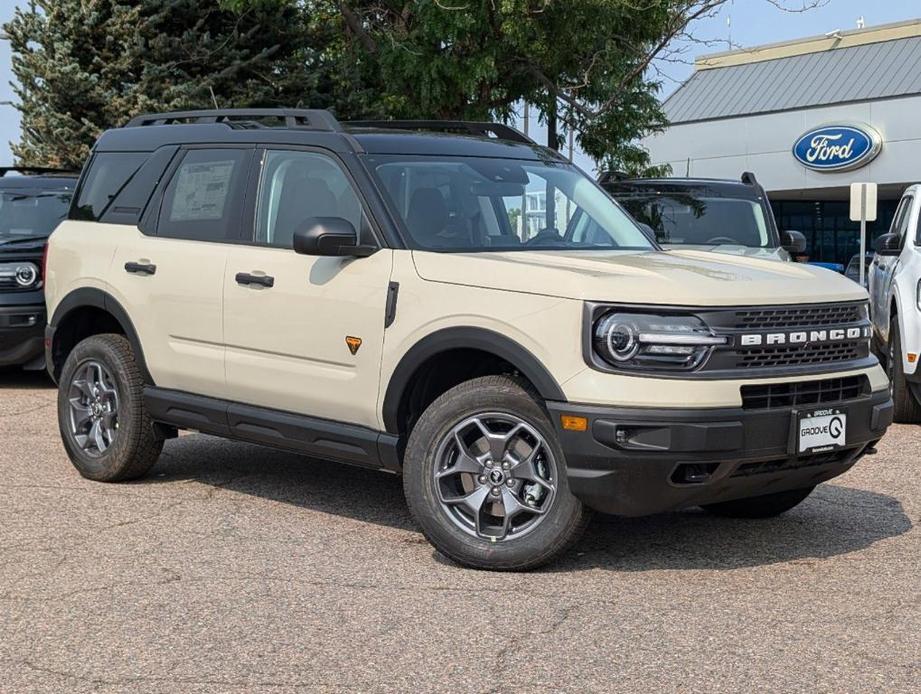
[381,327,565,436]
[49,288,153,384]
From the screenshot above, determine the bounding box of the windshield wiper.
[0,235,50,246]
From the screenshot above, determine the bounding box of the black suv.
[0,167,77,370]
[601,173,806,262]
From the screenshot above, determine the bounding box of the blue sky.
[1,0,920,167]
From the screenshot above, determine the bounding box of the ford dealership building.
[642,19,921,268]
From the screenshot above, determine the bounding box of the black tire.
[57,334,163,482]
[888,317,921,424]
[403,375,590,571]
[701,486,815,519]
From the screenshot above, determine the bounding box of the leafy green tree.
[4,0,311,167]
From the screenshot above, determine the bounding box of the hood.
[412,249,867,306]
[660,244,789,262]
[0,237,46,260]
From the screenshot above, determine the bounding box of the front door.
[222,148,393,430]
[871,194,912,337]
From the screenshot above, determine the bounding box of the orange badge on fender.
[346,336,363,355]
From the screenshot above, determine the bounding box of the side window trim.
[248,144,384,249]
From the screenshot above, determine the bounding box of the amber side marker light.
[908,353,918,364]
[561,415,588,432]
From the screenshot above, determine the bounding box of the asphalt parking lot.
[0,370,918,693]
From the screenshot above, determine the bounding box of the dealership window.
[772,199,898,267]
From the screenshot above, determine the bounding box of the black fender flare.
[381,327,565,434]
[49,287,153,384]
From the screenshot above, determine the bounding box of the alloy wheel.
[67,360,120,457]
[433,412,557,542]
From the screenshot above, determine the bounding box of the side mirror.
[292,217,374,257]
[874,233,901,256]
[781,230,807,254]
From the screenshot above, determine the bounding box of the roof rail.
[597,171,631,184]
[125,109,343,132]
[345,120,535,145]
[741,171,759,187]
[0,166,79,178]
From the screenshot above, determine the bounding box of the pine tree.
[4,0,312,168]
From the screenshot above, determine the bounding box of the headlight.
[0,261,41,289]
[593,312,727,371]
[15,263,39,288]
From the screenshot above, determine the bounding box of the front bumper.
[548,388,893,516]
[0,304,45,368]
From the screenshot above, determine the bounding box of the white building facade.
[643,19,921,267]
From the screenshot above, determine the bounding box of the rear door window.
[157,149,251,242]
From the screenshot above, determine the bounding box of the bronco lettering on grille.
[740,326,870,347]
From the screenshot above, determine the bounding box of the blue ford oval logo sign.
[793,123,882,172]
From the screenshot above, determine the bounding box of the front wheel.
[701,486,815,519]
[403,376,590,571]
[888,317,921,423]
[57,334,164,482]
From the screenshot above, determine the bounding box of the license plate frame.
[797,408,847,454]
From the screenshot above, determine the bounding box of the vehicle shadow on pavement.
[548,483,912,573]
[0,369,55,390]
[145,434,912,572]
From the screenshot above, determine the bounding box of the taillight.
[41,243,49,283]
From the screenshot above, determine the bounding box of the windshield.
[615,194,771,249]
[0,190,72,242]
[365,155,654,252]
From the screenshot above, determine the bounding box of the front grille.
[730,449,856,478]
[740,375,870,410]
[734,304,865,329]
[737,343,864,369]
[698,301,872,373]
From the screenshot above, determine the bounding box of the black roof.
[0,167,78,191]
[95,109,562,162]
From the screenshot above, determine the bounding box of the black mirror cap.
[292,217,375,257]
[781,230,807,254]
[874,232,901,256]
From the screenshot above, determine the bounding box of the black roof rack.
[0,166,79,178]
[125,109,343,132]
[346,120,535,145]
[597,171,630,185]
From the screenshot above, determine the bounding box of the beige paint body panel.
[45,221,119,315]
[411,248,867,305]
[223,246,394,429]
[48,223,228,397]
[107,229,228,396]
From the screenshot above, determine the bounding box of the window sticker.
[169,160,235,222]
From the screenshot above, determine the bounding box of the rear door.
[109,146,253,398]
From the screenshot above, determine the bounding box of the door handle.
[235,272,275,288]
[125,262,157,276]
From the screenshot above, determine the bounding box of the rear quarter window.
[71,152,149,221]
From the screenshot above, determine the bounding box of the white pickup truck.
[869,185,921,422]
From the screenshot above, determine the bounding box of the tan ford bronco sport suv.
[45,109,892,570]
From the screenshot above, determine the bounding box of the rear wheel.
[58,334,163,482]
[887,317,921,423]
[403,376,590,571]
[701,486,815,519]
